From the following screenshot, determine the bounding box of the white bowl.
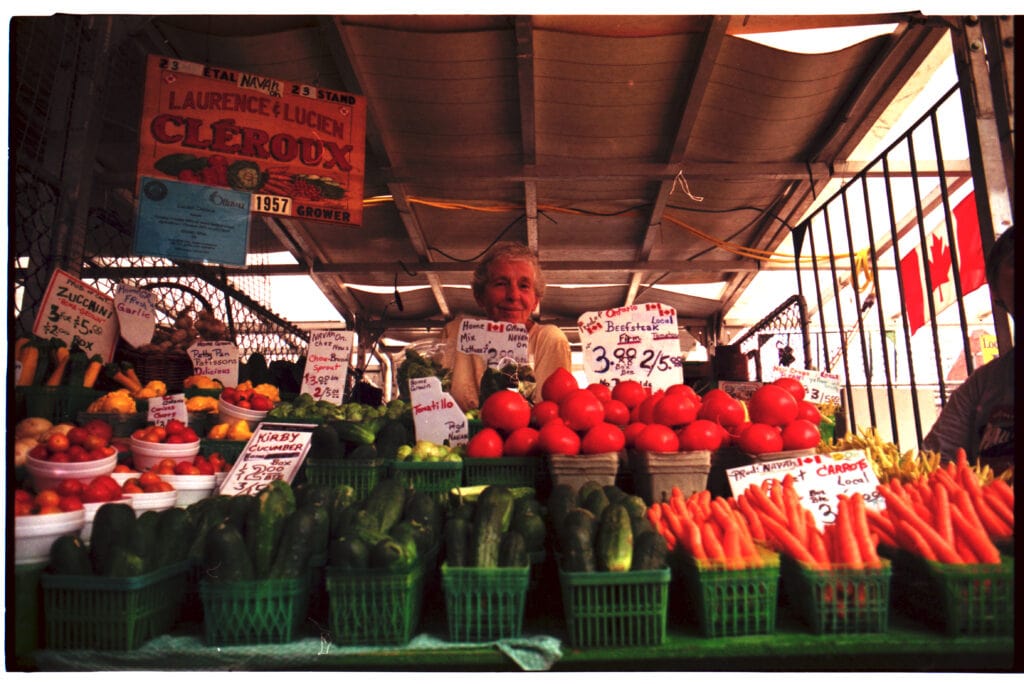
[125,489,178,514]
[214,471,228,489]
[25,453,118,493]
[80,498,132,543]
[129,437,201,471]
[110,471,141,486]
[14,509,86,565]
[160,474,217,506]
[218,397,268,429]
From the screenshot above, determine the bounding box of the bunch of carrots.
[866,448,1012,565]
[646,487,768,569]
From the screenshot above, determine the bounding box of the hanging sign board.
[717,380,762,402]
[578,303,684,390]
[137,54,367,227]
[32,268,119,363]
[725,449,883,529]
[188,340,239,387]
[770,365,843,406]
[300,330,354,403]
[456,318,530,368]
[217,422,317,496]
[146,394,188,425]
[134,176,251,267]
[409,376,469,446]
[114,285,157,349]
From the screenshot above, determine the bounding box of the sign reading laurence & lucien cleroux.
[136,54,367,227]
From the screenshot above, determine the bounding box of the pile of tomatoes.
[120,471,174,494]
[13,473,128,516]
[131,419,200,444]
[117,452,229,477]
[465,369,822,458]
[27,420,116,463]
[220,384,275,412]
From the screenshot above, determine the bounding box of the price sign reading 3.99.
[577,303,684,391]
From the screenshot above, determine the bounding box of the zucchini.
[155,506,193,568]
[560,508,597,572]
[328,485,358,537]
[203,522,256,582]
[596,503,634,572]
[476,485,515,532]
[444,517,471,567]
[603,484,629,505]
[632,530,669,570]
[363,478,406,534]
[347,443,378,461]
[129,510,162,572]
[498,530,529,567]
[270,507,317,579]
[49,535,92,575]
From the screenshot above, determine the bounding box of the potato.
[13,438,38,467]
[15,416,52,441]
[40,422,76,441]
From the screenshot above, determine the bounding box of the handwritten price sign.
[725,449,883,529]
[146,393,187,425]
[409,375,469,446]
[188,341,239,387]
[456,318,529,368]
[32,269,119,362]
[217,422,317,496]
[114,285,156,349]
[300,330,354,403]
[577,303,684,390]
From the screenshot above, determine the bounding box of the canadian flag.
[899,191,987,335]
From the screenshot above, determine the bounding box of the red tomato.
[677,419,727,452]
[56,479,83,498]
[174,460,202,475]
[636,390,665,424]
[28,444,50,460]
[250,394,274,411]
[781,419,821,450]
[771,376,806,402]
[46,433,71,453]
[466,427,504,459]
[611,379,647,409]
[531,400,561,427]
[58,495,84,512]
[697,394,746,428]
[83,419,114,442]
[652,392,699,427]
[165,419,187,436]
[633,423,680,453]
[701,388,732,405]
[738,423,784,455]
[581,422,626,454]
[585,382,612,404]
[558,389,605,432]
[796,400,822,425]
[480,390,532,434]
[665,383,699,401]
[503,427,541,457]
[541,367,579,403]
[602,399,631,426]
[538,421,581,456]
[748,384,799,427]
[622,421,648,447]
[66,426,90,446]
[82,432,108,451]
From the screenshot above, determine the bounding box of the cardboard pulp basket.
[881,545,1014,637]
[632,449,711,505]
[442,564,530,642]
[779,554,891,634]
[547,451,620,492]
[674,548,780,638]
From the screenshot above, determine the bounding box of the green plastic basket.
[674,548,780,638]
[199,576,310,645]
[462,456,541,488]
[558,564,670,648]
[303,458,386,500]
[19,386,102,424]
[40,560,191,650]
[199,438,248,464]
[389,460,463,506]
[780,554,891,634]
[441,564,530,642]
[14,561,47,659]
[883,546,1014,637]
[325,564,425,646]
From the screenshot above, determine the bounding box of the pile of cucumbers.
[443,485,547,568]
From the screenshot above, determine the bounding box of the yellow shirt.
[441,316,572,411]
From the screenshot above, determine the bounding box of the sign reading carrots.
[137,55,367,226]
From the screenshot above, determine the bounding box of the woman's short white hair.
[471,241,546,301]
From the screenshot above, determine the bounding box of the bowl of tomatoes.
[218,384,275,429]
[129,420,202,470]
[122,471,178,513]
[13,490,87,565]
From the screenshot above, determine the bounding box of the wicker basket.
[118,348,194,393]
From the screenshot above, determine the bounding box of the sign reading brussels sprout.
[136,54,367,228]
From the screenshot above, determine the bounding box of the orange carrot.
[895,519,937,561]
[835,496,864,568]
[769,479,785,514]
[954,535,979,564]
[950,505,1001,564]
[736,493,766,542]
[879,484,962,563]
[982,487,1014,530]
[849,493,881,567]
[760,515,816,565]
[986,478,1014,510]
[969,485,1013,538]
[684,519,706,560]
[670,486,684,503]
[721,521,744,568]
[701,521,726,563]
[931,480,954,547]
[670,494,690,521]
[783,484,807,546]
[864,507,896,542]
[806,525,831,567]
[661,502,688,545]
[745,483,788,527]
[646,503,662,526]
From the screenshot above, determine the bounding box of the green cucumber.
[632,530,669,570]
[560,508,597,572]
[203,522,255,582]
[329,535,369,569]
[269,507,317,579]
[471,486,515,568]
[510,497,547,553]
[363,478,406,534]
[444,517,471,567]
[89,502,137,576]
[596,503,634,572]
[498,530,529,567]
[245,480,296,578]
[106,546,146,577]
[49,535,92,575]
[333,419,376,446]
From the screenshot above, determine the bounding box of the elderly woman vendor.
[440,241,572,410]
